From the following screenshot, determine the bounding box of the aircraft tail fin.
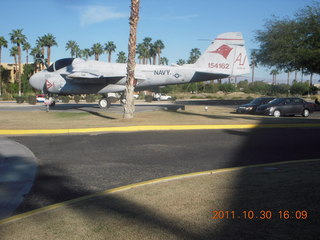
[195,32,250,76]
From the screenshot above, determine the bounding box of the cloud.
[78,5,127,27]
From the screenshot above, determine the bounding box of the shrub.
[86,95,96,103]
[15,96,24,103]
[60,96,70,103]
[74,95,81,103]
[28,95,37,105]
[145,95,153,102]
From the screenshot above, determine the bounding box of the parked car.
[256,97,314,117]
[36,94,45,102]
[236,97,274,114]
[153,93,172,101]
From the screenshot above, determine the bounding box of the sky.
[0,0,317,82]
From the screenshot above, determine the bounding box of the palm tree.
[176,59,186,65]
[270,69,279,85]
[187,48,201,64]
[81,48,91,60]
[10,29,27,96]
[124,0,140,119]
[36,36,46,70]
[65,40,79,58]
[250,50,257,83]
[160,57,168,65]
[136,43,145,64]
[105,41,116,62]
[116,51,127,63]
[43,33,57,66]
[142,37,152,64]
[10,46,18,83]
[0,36,8,96]
[22,42,31,64]
[153,40,164,65]
[91,43,103,61]
[30,47,42,72]
[150,43,157,65]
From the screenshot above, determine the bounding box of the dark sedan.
[256,97,313,117]
[236,97,274,114]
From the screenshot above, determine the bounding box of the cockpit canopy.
[47,58,75,72]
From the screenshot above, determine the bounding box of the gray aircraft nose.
[29,72,45,90]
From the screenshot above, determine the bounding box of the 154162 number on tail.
[208,63,230,69]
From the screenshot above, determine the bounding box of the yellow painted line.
[1,158,319,225]
[1,123,320,135]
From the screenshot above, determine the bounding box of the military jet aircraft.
[29,32,250,108]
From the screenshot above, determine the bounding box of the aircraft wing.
[66,70,146,84]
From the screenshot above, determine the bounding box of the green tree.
[105,41,117,62]
[154,40,165,65]
[116,51,127,63]
[65,40,79,58]
[30,47,42,71]
[255,2,320,77]
[91,43,103,61]
[187,48,201,64]
[81,48,91,60]
[295,1,320,74]
[176,59,186,65]
[160,57,168,65]
[22,41,31,64]
[290,80,309,95]
[0,36,8,96]
[219,83,236,93]
[43,33,57,66]
[270,69,279,85]
[10,29,27,96]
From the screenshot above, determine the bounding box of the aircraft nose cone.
[29,72,45,90]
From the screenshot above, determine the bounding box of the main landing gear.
[98,98,111,109]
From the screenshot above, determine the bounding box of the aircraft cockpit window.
[54,58,75,71]
[47,64,54,72]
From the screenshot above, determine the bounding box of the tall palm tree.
[136,43,145,64]
[187,48,201,64]
[22,41,31,64]
[250,50,257,83]
[81,48,91,60]
[105,41,116,62]
[149,43,157,65]
[36,36,46,70]
[10,29,27,96]
[270,69,279,85]
[124,0,140,119]
[160,57,168,65]
[0,36,8,96]
[65,40,79,58]
[91,43,103,61]
[43,33,57,66]
[116,51,127,63]
[10,46,18,84]
[154,40,164,65]
[30,47,42,72]
[176,59,186,65]
[142,37,152,64]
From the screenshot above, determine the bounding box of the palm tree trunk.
[18,45,22,96]
[47,47,51,66]
[123,0,140,119]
